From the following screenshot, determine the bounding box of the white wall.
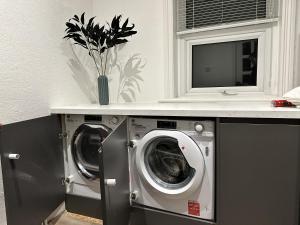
[91,0,165,103]
[0,0,166,125]
[0,1,94,224]
[0,0,94,126]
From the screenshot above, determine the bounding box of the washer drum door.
[72,123,112,180]
[135,130,205,197]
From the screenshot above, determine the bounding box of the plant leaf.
[63,33,81,39]
[114,39,128,45]
[74,43,88,49]
[87,16,96,31]
[65,22,80,32]
[81,12,85,24]
[122,18,129,29]
[81,26,88,36]
[118,30,137,38]
[73,36,87,46]
[74,15,79,22]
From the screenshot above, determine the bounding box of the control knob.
[194,123,204,133]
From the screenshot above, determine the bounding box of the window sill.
[159,94,277,103]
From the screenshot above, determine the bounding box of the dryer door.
[136,130,205,196]
[71,124,111,180]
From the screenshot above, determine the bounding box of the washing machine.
[64,114,123,200]
[129,117,215,220]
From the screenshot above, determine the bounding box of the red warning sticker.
[188,200,200,216]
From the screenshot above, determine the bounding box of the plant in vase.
[63,13,137,105]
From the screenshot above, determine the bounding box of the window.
[172,0,279,99]
[192,39,258,88]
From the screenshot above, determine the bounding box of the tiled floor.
[49,212,102,225]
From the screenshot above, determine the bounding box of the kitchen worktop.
[50,102,300,119]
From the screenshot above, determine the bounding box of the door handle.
[8,154,20,160]
[105,179,117,186]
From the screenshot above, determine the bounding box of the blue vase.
[98,76,109,105]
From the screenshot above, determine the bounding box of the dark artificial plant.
[63,13,137,77]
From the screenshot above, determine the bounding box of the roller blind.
[177,0,278,32]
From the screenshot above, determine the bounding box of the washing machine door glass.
[144,137,196,190]
[72,124,111,180]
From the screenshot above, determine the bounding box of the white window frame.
[162,0,298,102]
[179,29,268,96]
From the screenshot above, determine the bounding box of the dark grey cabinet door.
[0,115,65,225]
[218,120,300,225]
[99,119,130,225]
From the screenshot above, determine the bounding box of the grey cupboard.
[0,116,299,225]
[0,116,65,225]
[218,118,300,225]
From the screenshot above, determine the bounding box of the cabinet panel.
[218,120,300,225]
[65,194,102,219]
[99,119,130,225]
[0,116,65,225]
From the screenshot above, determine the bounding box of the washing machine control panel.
[129,117,214,141]
[65,114,124,129]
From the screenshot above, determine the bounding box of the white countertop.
[50,102,300,119]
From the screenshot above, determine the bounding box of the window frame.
[162,0,298,101]
[178,28,269,97]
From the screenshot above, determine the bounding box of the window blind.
[177,0,278,32]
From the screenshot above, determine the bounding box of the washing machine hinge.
[128,140,137,149]
[58,132,67,139]
[130,191,138,201]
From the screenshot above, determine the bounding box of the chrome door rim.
[71,123,111,180]
[136,130,205,196]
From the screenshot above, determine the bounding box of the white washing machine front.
[65,114,123,199]
[129,118,215,220]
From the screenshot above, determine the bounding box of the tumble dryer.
[129,117,215,220]
[64,114,123,200]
